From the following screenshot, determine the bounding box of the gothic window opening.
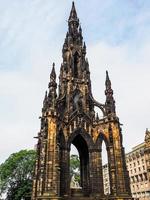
[94,106,103,120]
[74,52,79,78]
[102,141,110,195]
[70,134,90,197]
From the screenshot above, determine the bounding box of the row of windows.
[127,158,145,168]
[126,151,145,162]
[132,182,148,191]
[129,165,146,174]
[130,173,148,183]
[132,191,150,198]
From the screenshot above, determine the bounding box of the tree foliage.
[70,154,80,184]
[0,149,36,200]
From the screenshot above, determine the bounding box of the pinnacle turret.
[50,62,56,80]
[49,63,57,89]
[105,71,116,114]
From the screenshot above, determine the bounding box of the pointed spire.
[79,25,82,34]
[83,42,86,55]
[43,90,48,105]
[44,90,47,100]
[96,113,99,122]
[50,62,56,80]
[68,2,79,37]
[69,2,79,24]
[105,70,116,115]
[49,63,57,89]
[42,90,48,113]
[105,71,113,96]
[105,70,111,88]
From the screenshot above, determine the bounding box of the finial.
[45,90,47,98]
[83,42,86,50]
[105,70,111,88]
[50,62,56,80]
[79,25,82,33]
[69,1,79,23]
[106,70,110,80]
[105,70,115,114]
[96,113,99,122]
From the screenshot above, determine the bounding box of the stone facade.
[126,129,150,200]
[31,2,132,200]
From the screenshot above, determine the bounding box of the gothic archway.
[68,131,91,197]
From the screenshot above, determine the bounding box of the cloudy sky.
[0,0,150,164]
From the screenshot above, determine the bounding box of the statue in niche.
[70,175,80,188]
[73,52,81,78]
[73,91,83,111]
[63,46,73,67]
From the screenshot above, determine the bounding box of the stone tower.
[32,2,132,200]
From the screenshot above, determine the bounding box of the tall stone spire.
[105,71,116,114]
[69,2,79,24]
[47,63,57,111]
[32,3,132,200]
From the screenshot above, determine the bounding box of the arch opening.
[94,106,104,120]
[73,52,79,78]
[102,141,110,195]
[70,134,90,197]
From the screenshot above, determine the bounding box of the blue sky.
[0,0,150,163]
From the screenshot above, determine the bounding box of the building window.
[130,164,132,168]
[138,167,141,171]
[134,168,136,173]
[133,185,135,191]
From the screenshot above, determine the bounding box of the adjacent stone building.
[103,164,110,195]
[32,2,132,200]
[102,129,150,200]
[126,129,150,200]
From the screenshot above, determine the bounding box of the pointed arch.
[95,132,109,149]
[73,51,79,78]
[67,128,94,151]
[67,128,91,196]
[95,132,110,195]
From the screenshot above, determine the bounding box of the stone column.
[107,145,117,196]
[60,149,70,197]
[89,149,104,197]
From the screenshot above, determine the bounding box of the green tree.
[0,149,36,200]
[70,154,80,184]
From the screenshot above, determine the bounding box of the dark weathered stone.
[31,2,133,200]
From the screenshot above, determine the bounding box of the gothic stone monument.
[32,2,133,200]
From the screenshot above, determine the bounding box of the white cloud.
[88,41,150,152]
